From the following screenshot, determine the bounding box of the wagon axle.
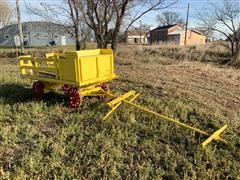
[31,81,110,108]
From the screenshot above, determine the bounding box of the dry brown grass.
[116,45,240,126]
[117,42,233,65]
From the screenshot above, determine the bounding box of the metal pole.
[16,0,24,54]
[139,20,142,45]
[124,99,227,144]
[184,3,190,45]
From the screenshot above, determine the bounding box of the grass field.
[0,45,240,179]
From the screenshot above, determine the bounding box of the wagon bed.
[19,49,116,87]
[19,49,116,107]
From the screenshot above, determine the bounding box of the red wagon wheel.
[67,87,82,108]
[33,81,44,99]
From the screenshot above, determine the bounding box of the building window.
[55,36,58,38]
[34,33,41,39]
[23,35,27,38]
[5,35,9,38]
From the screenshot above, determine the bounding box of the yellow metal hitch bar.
[104,91,227,147]
[103,90,140,120]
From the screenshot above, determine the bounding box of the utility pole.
[16,0,24,54]
[184,3,190,45]
[139,20,142,45]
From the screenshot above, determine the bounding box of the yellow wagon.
[19,49,116,108]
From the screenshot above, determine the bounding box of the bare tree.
[197,0,240,61]
[0,0,14,27]
[156,11,184,26]
[78,0,178,51]
[26,0,92,50]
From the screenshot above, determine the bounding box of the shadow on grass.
[0,83,65,106]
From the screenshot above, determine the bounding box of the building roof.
[190,29,204,35]
[127,30,148,36]
[127,26,148,36]
[150,24,178,32]
[0,21,66,35]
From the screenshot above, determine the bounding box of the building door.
[134,38,138,43]
[167,34,180,45]
[14,36,20,46]
[61,36,66,45]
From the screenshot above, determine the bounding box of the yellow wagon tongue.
[103,91,228,148]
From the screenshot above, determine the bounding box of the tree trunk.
[96,35,108,49]
[75,28,81,50]
[236,41,240,61]
[229,41,240,62]
[111,38,118,53]
[231,41,235,58]
[97,41,106,49]
[76,38,81,50]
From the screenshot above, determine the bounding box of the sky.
[8,0,224,26]
[139,0,234,28]
[7,0,239,38]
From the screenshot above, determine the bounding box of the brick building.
[149,24,206,45]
